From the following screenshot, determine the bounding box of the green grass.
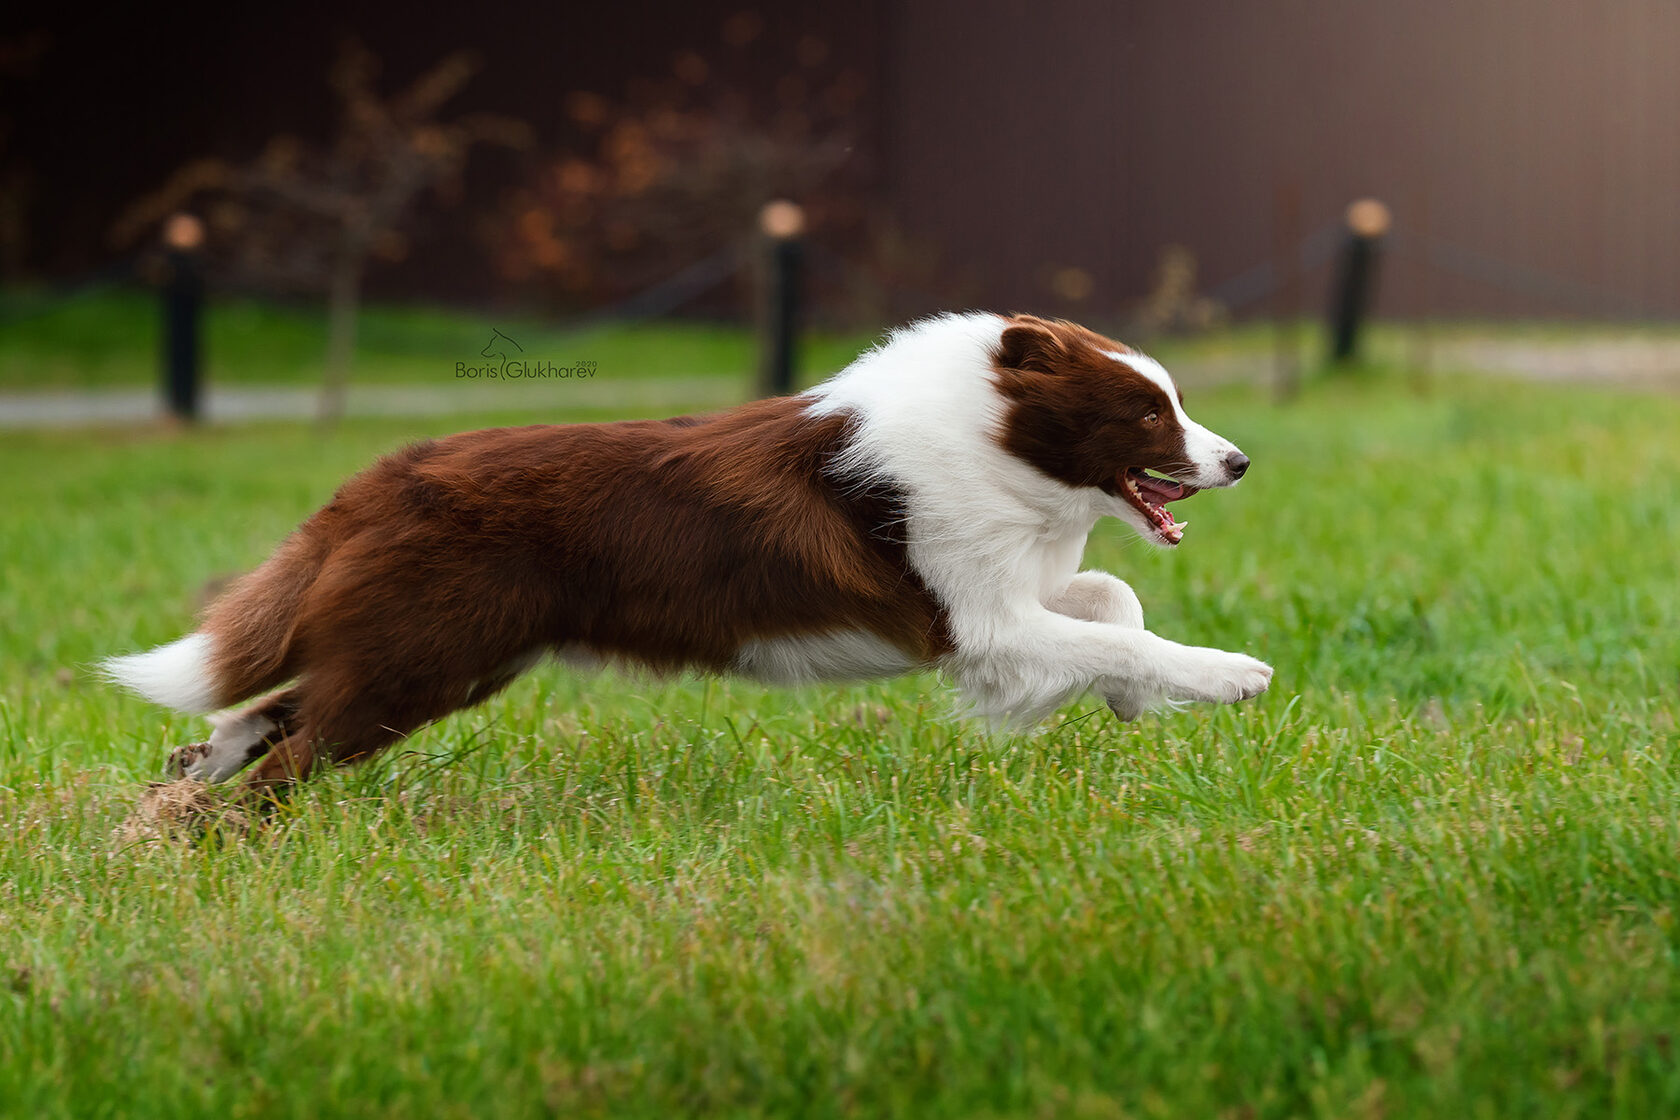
[0,288,880,390]
[4,354,1680,1117]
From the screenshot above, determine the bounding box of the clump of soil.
[118,779,251,844]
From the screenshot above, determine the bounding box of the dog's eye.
[1142,411,1159,425]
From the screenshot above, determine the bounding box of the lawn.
[2,329,1679,1117]
[0,288,880,391]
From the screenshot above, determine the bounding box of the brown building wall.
[880,0,1680,319]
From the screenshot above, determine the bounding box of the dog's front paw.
[1102,675,1164,721]
[166,741,211,779]
[1105,692,1150,722]
[1167,649,1273,706]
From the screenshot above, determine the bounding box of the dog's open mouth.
[1120,467,1199,545]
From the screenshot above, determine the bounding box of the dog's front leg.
[1045,571,1153,720]
[959,601,1272,725]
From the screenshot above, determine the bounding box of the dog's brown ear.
[996,315,1070,374]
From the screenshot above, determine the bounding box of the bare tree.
[115,41,529,422]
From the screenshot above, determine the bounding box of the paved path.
[5,338,1679,429]
[1169,337,1680,392]
[0,377,748,429]
[1432,337,1680,390]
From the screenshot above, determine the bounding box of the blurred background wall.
[4,0,1676,322]
[887,0,1680,320]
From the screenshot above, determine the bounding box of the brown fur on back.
[202,397,949,784]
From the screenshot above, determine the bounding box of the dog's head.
[991,314,1250,546]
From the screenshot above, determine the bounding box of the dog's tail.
[103,529,328,712]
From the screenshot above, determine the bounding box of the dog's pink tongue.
[1131,473,1190,502]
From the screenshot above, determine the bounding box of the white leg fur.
[952,611,1272,727]
[187,709,279,783]
[1046,571,1156,720]
[1046,571,1145,629]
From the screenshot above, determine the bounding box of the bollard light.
[1328,198,1389,365]
[161,212,206,422]
[757,200,806,397]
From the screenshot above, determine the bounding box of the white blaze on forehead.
[1103,349,1239,485]
[1103,350,1181,415]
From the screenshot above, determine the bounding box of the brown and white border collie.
[104,312,1272,791]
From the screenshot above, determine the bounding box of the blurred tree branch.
[113,40,530,423]
[1132,245,1227,338]
[494,23,875,312]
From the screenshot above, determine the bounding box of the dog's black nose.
[1225,451,1250,479]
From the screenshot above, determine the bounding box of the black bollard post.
[1327,198,1391,366]
[160,213,206,422]
[757,200,805,398]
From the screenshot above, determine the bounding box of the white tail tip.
[102,632,219,713]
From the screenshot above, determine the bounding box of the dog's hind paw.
[165,741,211,780]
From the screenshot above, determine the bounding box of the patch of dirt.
[117,779,252,844]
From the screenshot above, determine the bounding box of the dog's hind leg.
[239,693,417,797]
[1045,572,1156,720]
[233,534,552,797]
[240,730,321,794]
[167,687,301,783]
[236,654,534,797]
